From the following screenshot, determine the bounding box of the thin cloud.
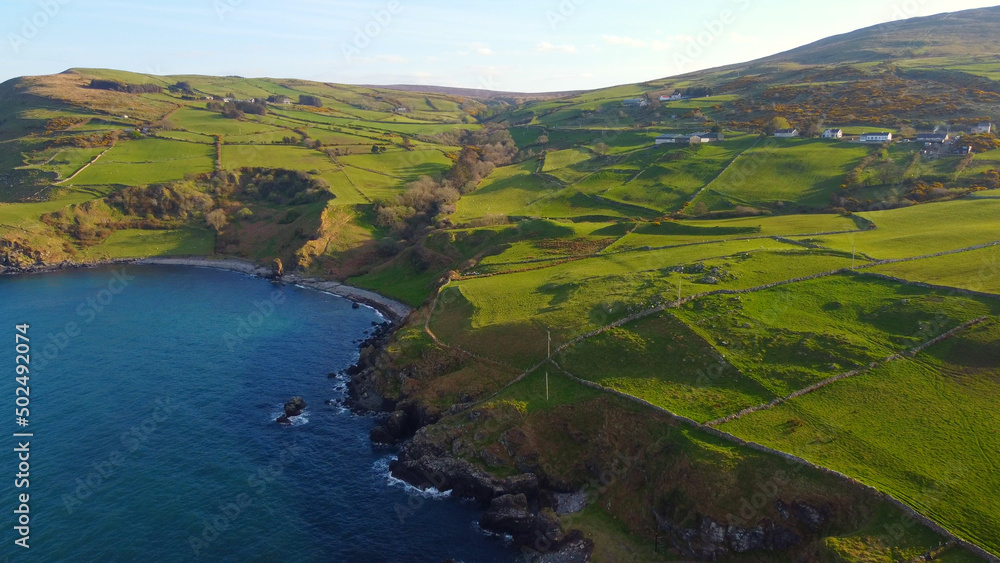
[535,42,578,53]
[471,42,494,55]
[601,34,646,47]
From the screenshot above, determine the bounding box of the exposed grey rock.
[480,493,561,549]
[763,522,801,550]
[532,530,594,562]
[553,491,587,515]
[480,448,506,467]
[699,517,726,544]
[792,501,827,532]
[727,525,765,553]
[283,396,306,417]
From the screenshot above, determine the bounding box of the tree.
[536,134,549,145]
[801,121,823,138]
[206,209,228,232]
[593,142,609,155]
[298,95,323,107]
[764,116,792,135]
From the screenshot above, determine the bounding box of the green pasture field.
[673,274,998,396]
[224,130,299,144]
[800,199,1000,259]
[101,138,213,163]
[66,157,214,186]
[695,138,870,208]
[557,311,775,421]
[430,238,813,367]
[301,127,384,146]
[607,213,860,251]
[171,107,282,136]
[600,138,758,212]
[509,126,616,151]
[489,367,960,563]
[340,166,400,201]
[721,320,1000,555]
[543,148,593,174]
[34,147,106,179]
[348,249,440,307]
[79,227,215,259]
[219,144,332,171]
[868,244,1000,294]
[474,220,623,266]
[338,149,452,181]
[453,161,563,222]
[155,130,215,143]
[312,168,368,206]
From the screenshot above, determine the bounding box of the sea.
[0,264,516,562]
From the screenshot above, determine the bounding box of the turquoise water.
[0,265,514,562]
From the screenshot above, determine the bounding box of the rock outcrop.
[343,321,398,413]
[654,500,828,561]
[276,396,306,424]
[389,428,592,561]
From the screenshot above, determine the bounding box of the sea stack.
[276,396,306,424]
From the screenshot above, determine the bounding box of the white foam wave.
[373,455,452,499]
[270,404,309,426]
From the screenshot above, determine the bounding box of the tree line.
[206,100,268,119]
[87,79,163,94]
[374,124,517,239]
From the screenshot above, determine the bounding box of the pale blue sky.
[2,0,998,91]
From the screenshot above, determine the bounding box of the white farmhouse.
[860,132,893,143]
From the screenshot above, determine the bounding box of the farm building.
[972,122,993,134]
[655,132,725,145]
[860,132,893,143]
[623,98,649,108]
[822,128,844,139]
[655,133,688,144]
[659,92,683,101]
[774,128,799,138]
[694,132,725,143]
[917,133,950,144]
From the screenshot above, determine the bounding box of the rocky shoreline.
[340,322,595,562]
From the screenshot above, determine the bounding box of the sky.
[2,0,999,92]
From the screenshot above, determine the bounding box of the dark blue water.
[0,265,514,562]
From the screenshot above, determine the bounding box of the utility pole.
[852,244,856,269]
[677,278,682,306]
[546,330,551,401]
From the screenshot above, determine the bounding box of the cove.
[0,265,515,562]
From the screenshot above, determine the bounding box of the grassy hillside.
[3,7,1000,560]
